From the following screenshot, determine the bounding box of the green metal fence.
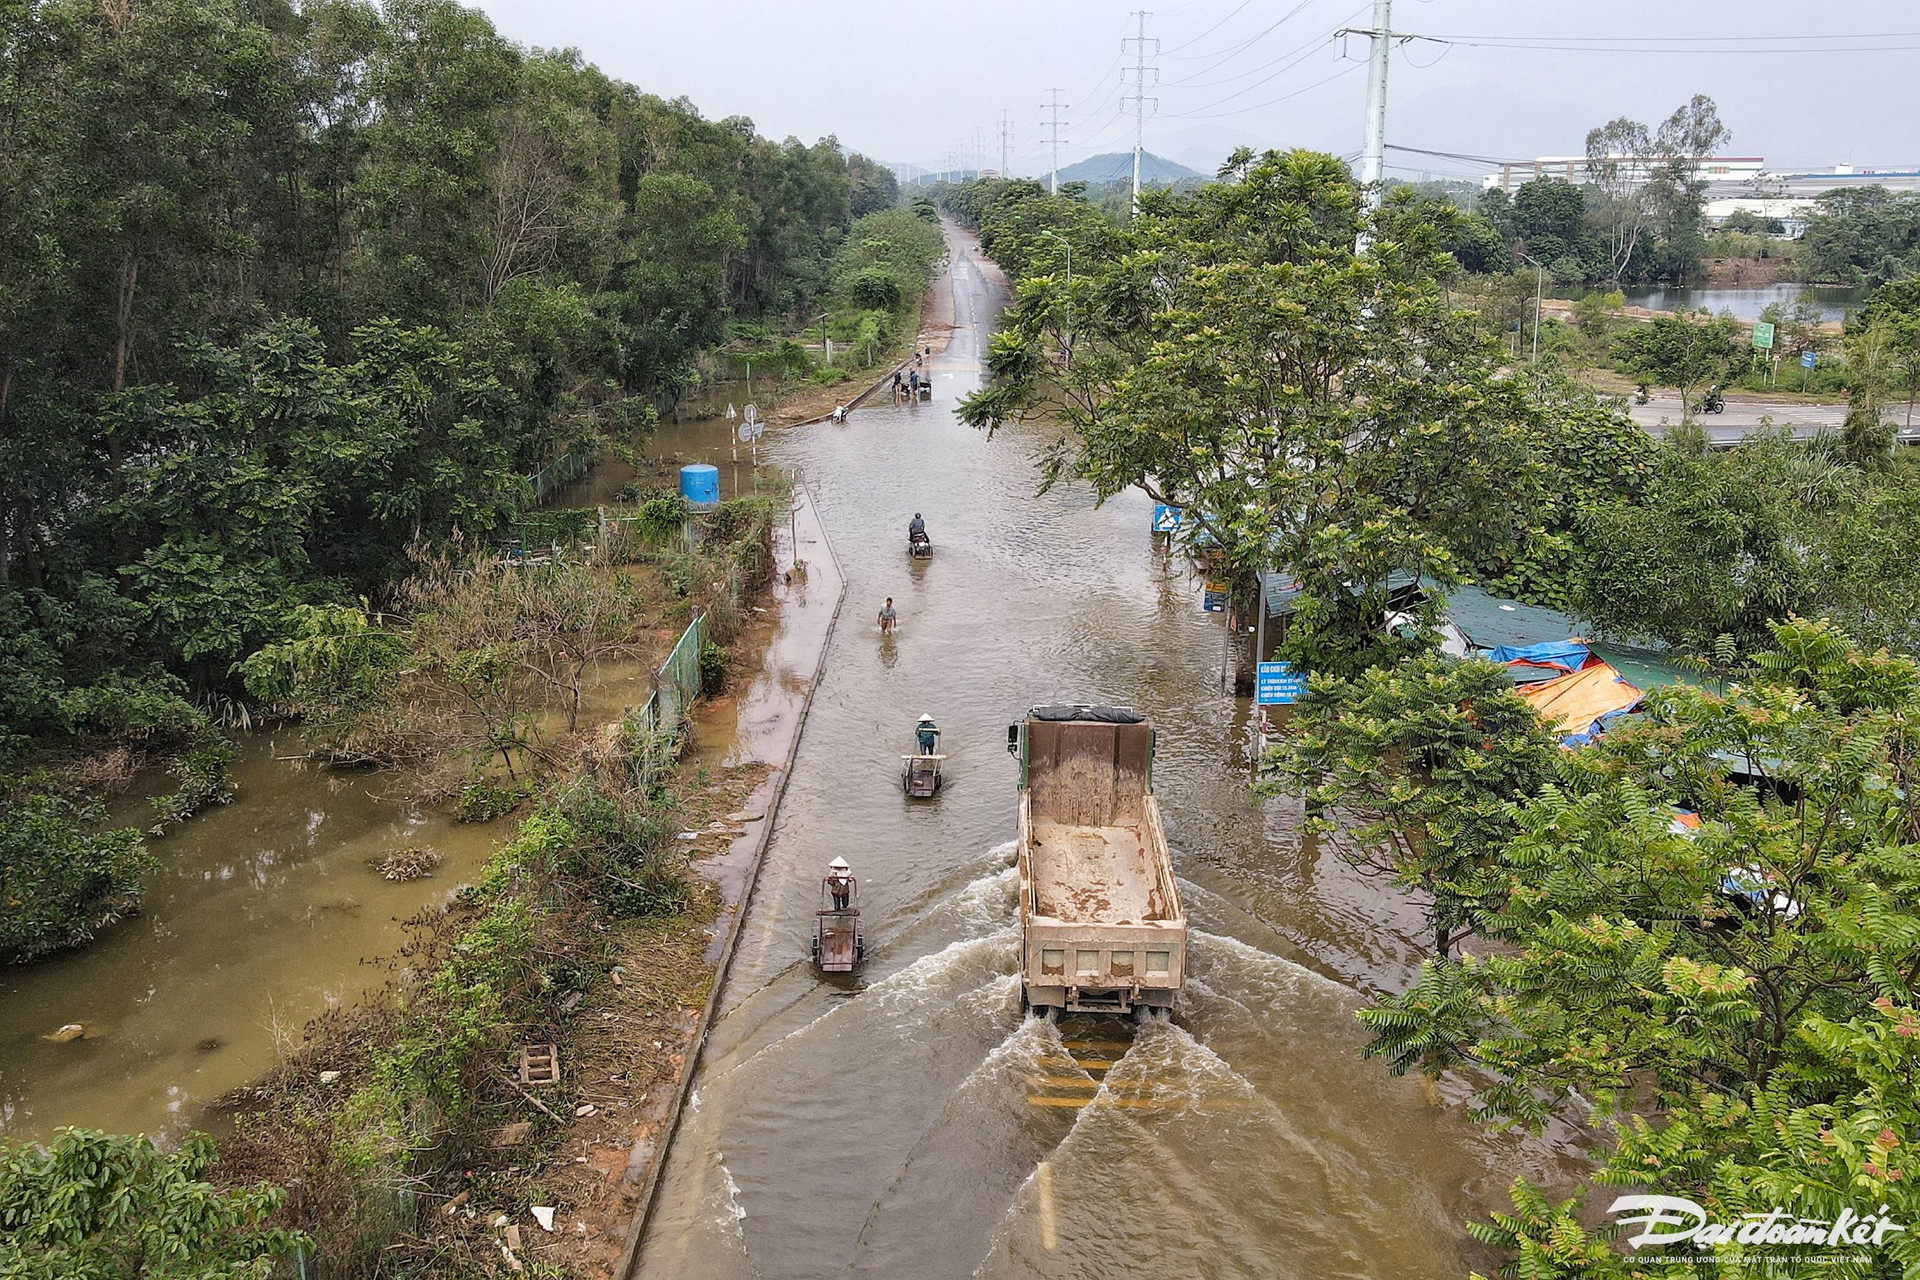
[656,612,705,733]
[632,611,706,738]
[525,446,593,506]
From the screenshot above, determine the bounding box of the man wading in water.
[877,598,897,634]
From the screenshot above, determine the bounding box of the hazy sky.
[470,0,1917,180]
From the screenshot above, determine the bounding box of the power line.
[1160,0,1257,56]
[1387,143,1534,166]
[1425,29,1920,44]
[1161,59,1364,120]
[1164,6,1367,89]
[1413,32,1920,54]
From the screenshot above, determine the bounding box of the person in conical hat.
[915,714,939,756]
[826,857,853,910]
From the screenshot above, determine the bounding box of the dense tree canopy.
[0,0,875,709]
[0,0,892,959]
[1316,621,1920,1278]
[953,154,1652,676]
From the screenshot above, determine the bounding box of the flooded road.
[634,227,1575,1278]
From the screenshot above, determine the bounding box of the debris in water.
[196,1037,223,1052]
[41,1023,87,1043]
[530,1206,556,1232]
[369,846,440,881]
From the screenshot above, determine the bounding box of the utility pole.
[1122,11,1158,215]
[1357,0,1392,207]
[1519,252,1544,365]
[1042,90,1068,194]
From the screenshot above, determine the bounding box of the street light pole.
[1518,252,1544,365]
[812,311,829,370]
[1041,229,1072,330]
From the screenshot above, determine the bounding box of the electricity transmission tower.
[997,110,1013,178]
[1041,90,1068,194]
[1121,11,1158,213]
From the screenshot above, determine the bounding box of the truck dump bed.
[1014,707,1185,1014]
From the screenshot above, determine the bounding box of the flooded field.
[0,737,504,1140]
[633,228,1583,1279]
[0,418,775,1145]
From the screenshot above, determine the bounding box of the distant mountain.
[1052,151,1205,186]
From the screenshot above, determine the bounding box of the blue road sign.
[1201,589,1228,614]
[1152,504,1183,533]
[1802,350,1818,369]
[1256,661,1307,705]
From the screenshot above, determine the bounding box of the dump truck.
[1007,705,1186,1015]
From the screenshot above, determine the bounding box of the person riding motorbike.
[908,513,926,540]
[1702,384,1725,414]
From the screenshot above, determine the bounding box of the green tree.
[1614,311,1740,412]
[960,151,1546,676]
[1571,432,1842,653]
[0,793,151,961]
[0,1128,301,1279]
[1510,178,1594,278]
[1353,621,1920,1277]
[1263,655,1560,957]
[1801,188,1920,284]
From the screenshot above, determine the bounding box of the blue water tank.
[679,463,720,509]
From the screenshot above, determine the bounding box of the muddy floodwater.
[634,227,1583,1279]
[0,423,767,1145]
[0,737,505,1140]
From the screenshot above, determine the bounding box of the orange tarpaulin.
[1516,662,1644,743]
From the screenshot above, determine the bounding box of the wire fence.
[525,446,593,506]
[632,611,706,739]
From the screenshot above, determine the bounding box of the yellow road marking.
[1036,1161,1057,1251]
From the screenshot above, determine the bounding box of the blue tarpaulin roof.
[1485,640,1593,671]
[1446,585,1701,694]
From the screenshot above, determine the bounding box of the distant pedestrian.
[878,598,897,634]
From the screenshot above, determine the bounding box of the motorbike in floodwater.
[908,530,932,560]
[813,874,865,974]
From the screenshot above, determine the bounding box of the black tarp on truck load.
[1028,705,1145,724]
